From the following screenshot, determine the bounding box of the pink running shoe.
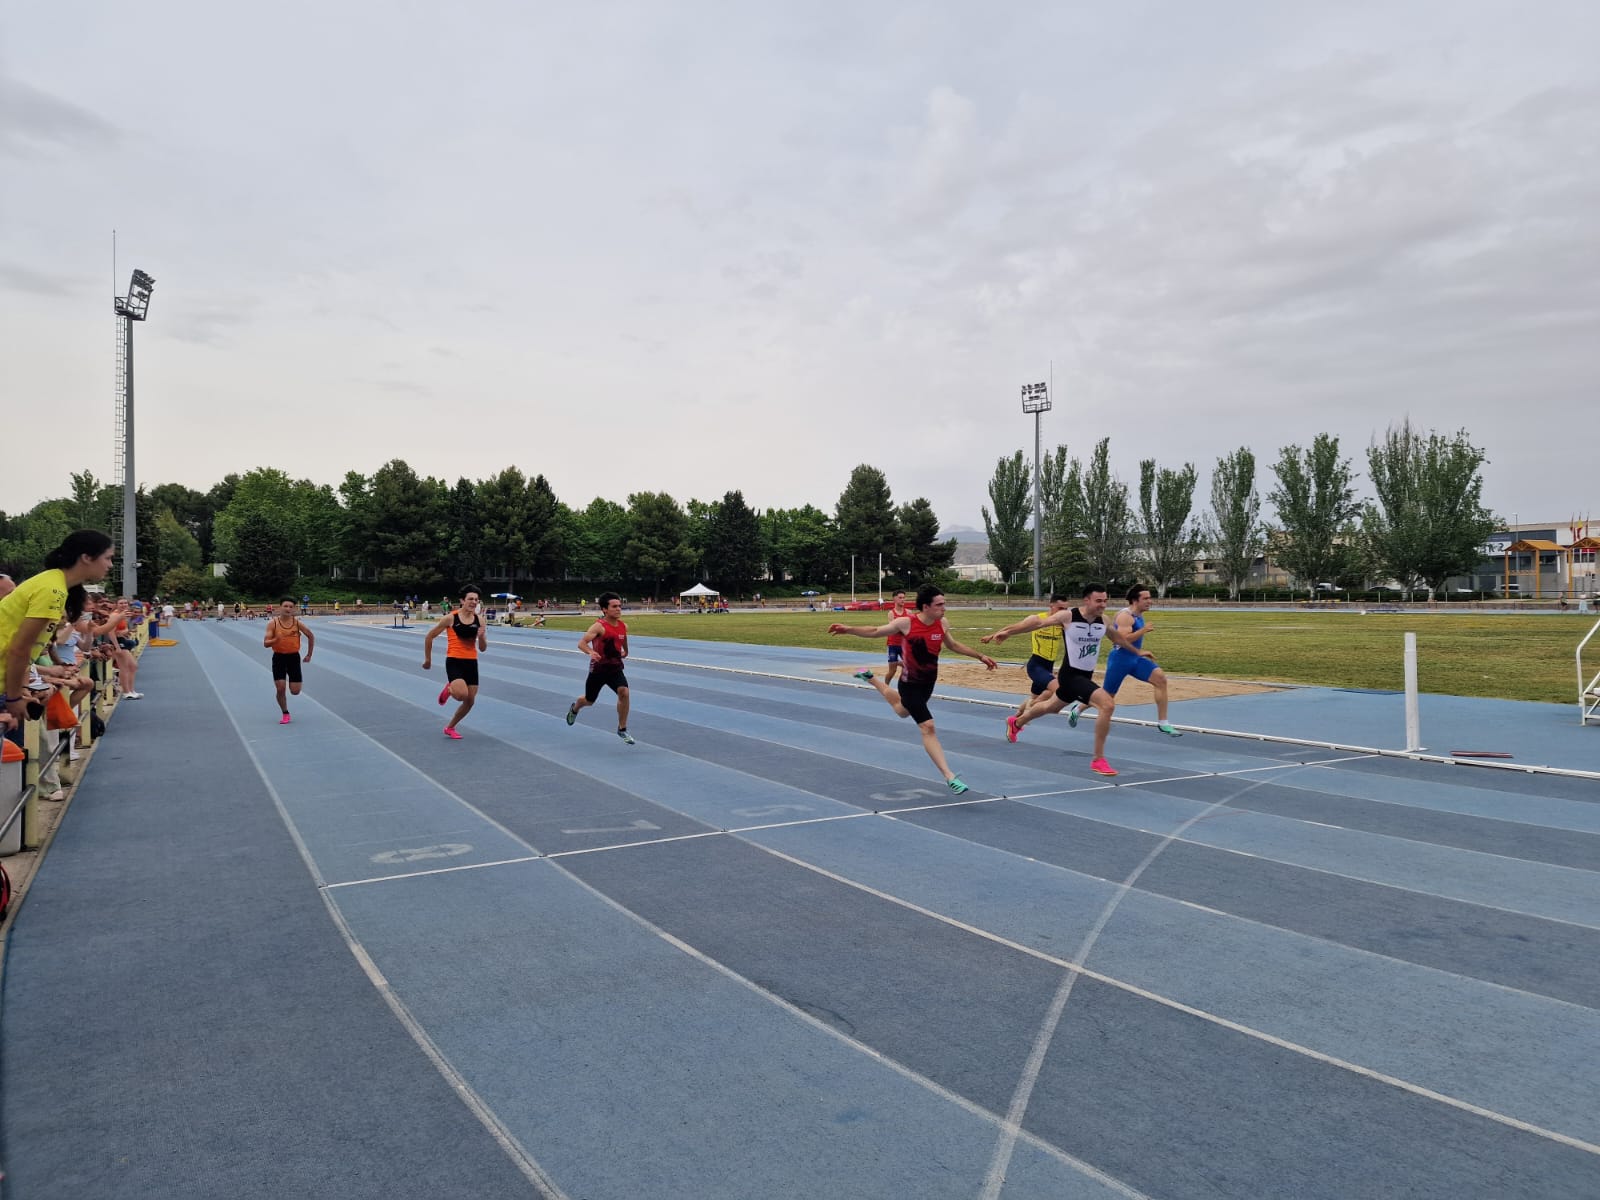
[444,726,462,740]
[1005,714,1021,743]
[1090,757,1117,777]
[438,685,450,705]
[279,712,291,725]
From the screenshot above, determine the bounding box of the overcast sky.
[4,2,1597,535]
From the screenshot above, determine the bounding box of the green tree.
[442,477,483,585]
[478,467,535,592]
[624,492,694,597]
[893,497,956,585]
[291,481,345,579]
[228,511,296,597]
[1205,447,1263,600]
[567,497,631,582]
[363,459,447,590]
[159,563,208,599]
[526,474,565,584]
[1137,459,1203,598]
[69,471,111,528]
[704,490,764,595]
[1364,422,1499,598]
[0,501,73,577]
[1268,434,1361,593]
[761,508,791,586]
[148,481,218,566]
[683,498,717,578]
[981,451,1032,592]
[1076,438,1138,586]
[212,468,298,564]
[156,509,204,576]
[774,505,837,586]
[834,465,896,567]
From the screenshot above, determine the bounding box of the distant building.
[1468,521,1597,597]
[950,542,1002,583]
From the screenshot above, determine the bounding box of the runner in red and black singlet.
[423,586,487,739]
[830,583,997,795]
[567,592,635,744]
[883,589,913,685]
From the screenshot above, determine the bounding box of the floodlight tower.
[1020,379,1052,600]
[113,268,155,597]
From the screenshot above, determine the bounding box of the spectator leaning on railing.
[0,531,116,730]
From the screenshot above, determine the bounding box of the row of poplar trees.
[980,419,1500,600]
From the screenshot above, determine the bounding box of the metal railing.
[1,635,130,856]
[1578,614,1600,727]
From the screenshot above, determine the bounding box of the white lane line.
[325,855,544,889]
[1003,793,1600,933]
[188,628,572,1200]
[979,773,1271,1197]
[209,628,1148,1197]
[748,831,1600,1166]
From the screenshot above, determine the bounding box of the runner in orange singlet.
[263,597,315,724]
[423,586,487,740]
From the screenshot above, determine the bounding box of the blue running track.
[2,618,1597,1198]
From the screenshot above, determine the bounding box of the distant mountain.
[939,525,985,541]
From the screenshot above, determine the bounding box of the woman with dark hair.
[0,531,114,726]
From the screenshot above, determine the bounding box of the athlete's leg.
[448,678,471,703]
[917,718,957,781]
[275,678,288,712]
[448,685,477,730]
[858,672,912,718]
[1090,686,1117,760]
[1014,690,1066,729]
[289,681,303,698]
[615,684,630,730]
[1149,666,1169,722]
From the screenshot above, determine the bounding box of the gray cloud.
[1,3,1596,529]
[0,76,119,157]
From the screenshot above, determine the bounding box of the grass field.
[525,607,1594,704]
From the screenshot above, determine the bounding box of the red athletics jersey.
[900,612,945,683]
[886,603,914,647]
[589,617,628,673]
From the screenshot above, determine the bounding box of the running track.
[2,618,1597,1198]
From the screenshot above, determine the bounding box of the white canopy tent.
[679,583,720,597]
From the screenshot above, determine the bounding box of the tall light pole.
[1021,380,1052,600]
[114,268,156,597]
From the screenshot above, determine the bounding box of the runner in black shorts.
[830,584,996,794]
[567,592,634,744]
[983,582,1151,777]
[423,586,487,740]
[263,597,315,725]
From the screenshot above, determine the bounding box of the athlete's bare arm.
[829,616,911,640]
[982,608,1068,645]
[298,619,315,661]
[422,615,451,667]
[941,621,998,670]
[1105,623,1152,657]
[578,621,606,663]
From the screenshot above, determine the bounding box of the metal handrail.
[1578,614,1600,726]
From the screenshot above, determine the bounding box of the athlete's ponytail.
[42,530,113,572]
